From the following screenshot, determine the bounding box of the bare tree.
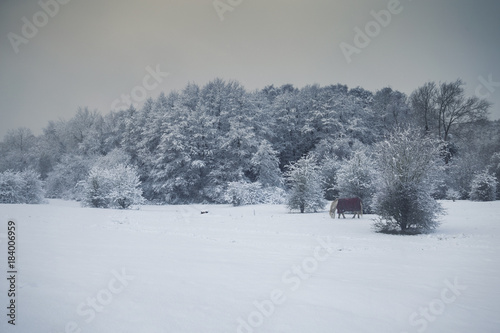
[436,79,491,142]
[410,82,437,133]
[411,80,491,141]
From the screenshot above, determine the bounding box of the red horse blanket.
[336,197,362,213]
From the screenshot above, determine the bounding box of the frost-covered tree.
[224,181,263,206]
[0,171,23,203]
[0,170,44,204]
[285,154,326,213]
[469,171,497,201]
[79,164,144,209]
[251,140,283,188]
[336,150,377,212]
[445,188,460,201]
[0,127,37,172]
[45,154,95,200]
[19,169,45,204]
[488,152,500,199]
[373,87,411,132]
[373,129,444,234]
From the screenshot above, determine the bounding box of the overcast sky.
[1,0,499,138]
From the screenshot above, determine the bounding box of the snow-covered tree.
[0,170,44,204]
[373,129,444,234]
[469,171,497,201]
[79,164,144,209]
[0,171,22,203]
[285,154,326,213]
[224,181,263,206]
[19,169,45,204]
[336,150,377,212]
[373,87,411,133]
[445,188,460,201]
[488,152,500,199]
[251,140,283,188]
[0,127,37,172]
[45,154,95,200]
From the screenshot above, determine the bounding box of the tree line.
[1,78,498,212]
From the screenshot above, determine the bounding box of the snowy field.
[1,200,499,333]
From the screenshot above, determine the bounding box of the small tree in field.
[285,154,326,213]
[80,164,144,209]
[373,129,444,234]
[469,171,497,201]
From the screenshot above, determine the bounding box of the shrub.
[445,188,460,201]
[469,172,497,201]
[224,181,286,206]
[79,164,144,208]
[373,129,444,234]
[0,170,44,204]
[224,181,263,206]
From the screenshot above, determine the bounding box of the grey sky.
[1,0,499,138]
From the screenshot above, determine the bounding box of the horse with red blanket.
[329,197,363,219]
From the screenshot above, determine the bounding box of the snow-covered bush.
[445,188,460,201]
[223,181,286,206]
[469,172,497,201]
[79,164,144,208]
[20,169,45,204]
[224,181,263,206]
[0,170,45,204]
[0,170,23,203]
[261,186,287,205]
[373,129,444,234]
[336,150,377,213]
[285,154,326,213]
[488,152,500,200]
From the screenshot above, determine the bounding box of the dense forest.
[1,78,499,206]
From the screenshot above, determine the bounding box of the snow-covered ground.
[0,200,499,333]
